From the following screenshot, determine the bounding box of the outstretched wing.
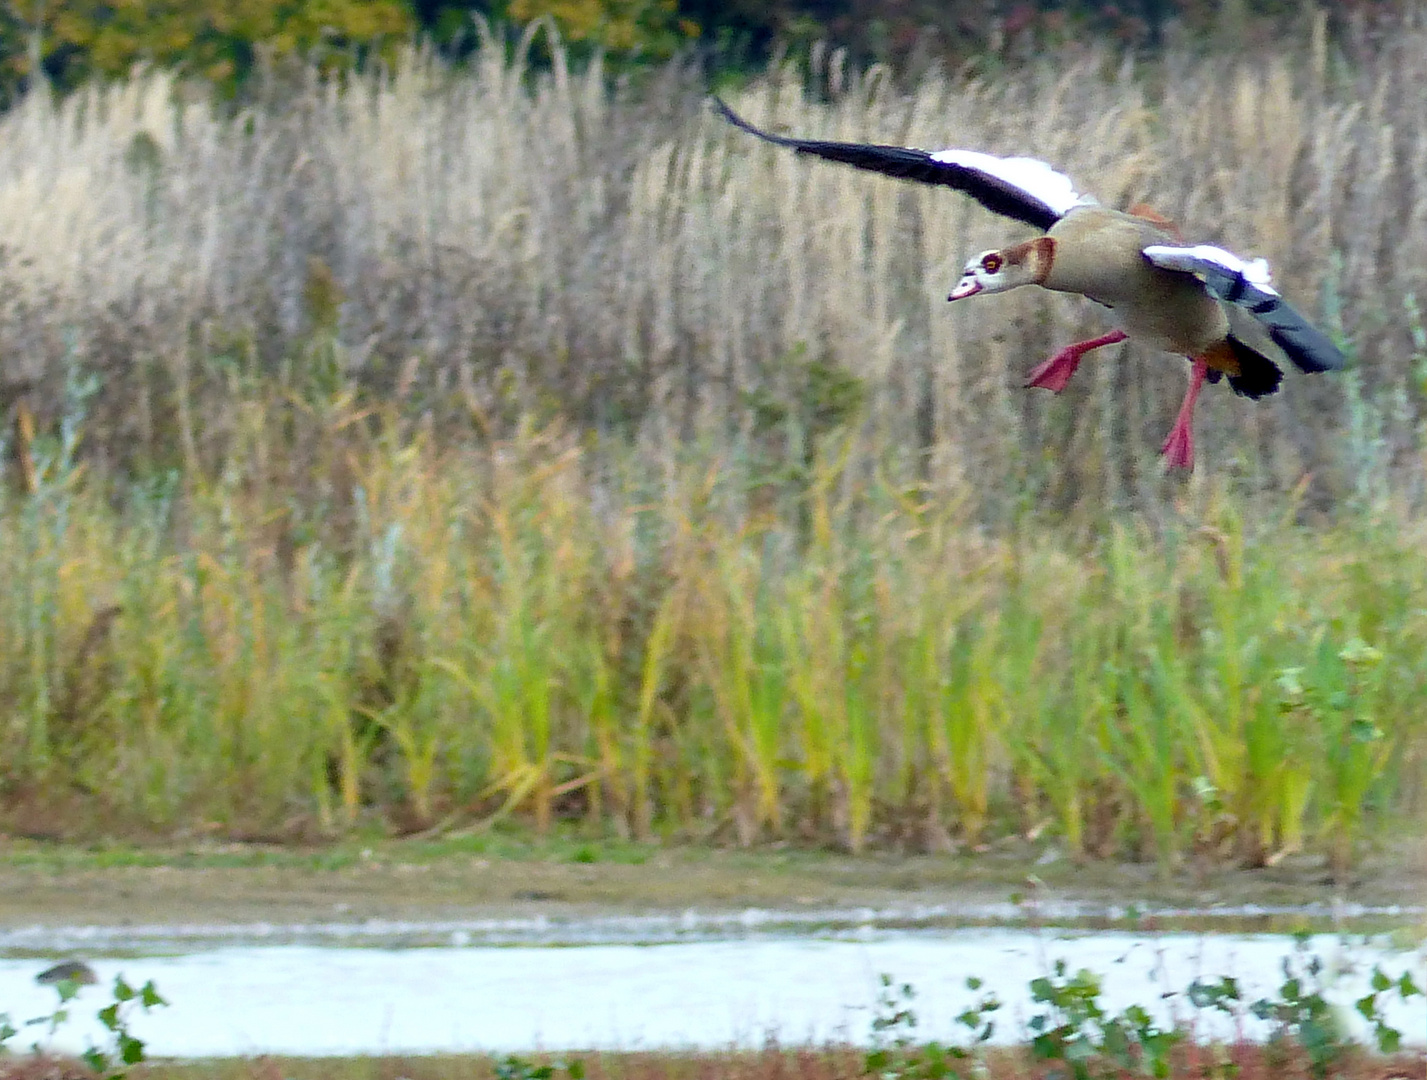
[1142,244,1345,374]
[712,97,1086,232]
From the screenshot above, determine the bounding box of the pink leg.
[1160,357,1209,471]
[1023,330,1128,393]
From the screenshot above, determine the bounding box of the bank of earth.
[2,833,1423,932]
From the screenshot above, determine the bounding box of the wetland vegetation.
[1,12,1426,878]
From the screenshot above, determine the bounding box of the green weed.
[1,975,166,1079]
[0,417,1424,863]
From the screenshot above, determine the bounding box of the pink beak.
[948,278,982,301]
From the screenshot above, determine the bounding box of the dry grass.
[1,19,1427,857]
[0,16,1425,508]
[3,1045,1422,1080]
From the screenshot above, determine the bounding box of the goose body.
[713,98,1344,469]
[1045,208,1228,351]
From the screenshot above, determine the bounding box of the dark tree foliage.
[412,2,496,50]
[662,0,1407,68]
[441,0,1410,73]
[0,0,412,101]
[0,0,1410,105]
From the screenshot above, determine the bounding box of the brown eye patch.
[981,253,1004,273]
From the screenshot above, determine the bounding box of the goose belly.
[1109,288,1228,357]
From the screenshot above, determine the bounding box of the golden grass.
[1,20,1426,861]
[0,18,1424,506]
[1,390,1424,865]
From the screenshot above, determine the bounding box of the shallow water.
[2,928,1423,1058]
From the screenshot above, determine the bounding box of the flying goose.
[712,98,1344,469]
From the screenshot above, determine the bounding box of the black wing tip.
[1304,329,1347,371]
[1287,347,1345,373]
[1198,269,1347,375]
[1261,306,1347,374]
[710,95,790,146]
[709,94,756,135]
[709,94,1062,231]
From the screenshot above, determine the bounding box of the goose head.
[948,238,1053,301]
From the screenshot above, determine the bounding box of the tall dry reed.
[0,16,1425,511]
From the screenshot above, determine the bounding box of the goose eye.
[981,253,1004,274]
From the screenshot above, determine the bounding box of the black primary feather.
[1256,302,1346,374]
[1191,265,1346,375]
[710,97,1064,231]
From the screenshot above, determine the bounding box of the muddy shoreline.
[2,836,1423,940]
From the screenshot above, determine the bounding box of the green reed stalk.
[1,397,1425,863]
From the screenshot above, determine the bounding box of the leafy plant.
[1353,965,1423,1055]
[867,948,1422,1080]
[0,975,166,1079]
[1189,938,1424,1080]
[1027,960,1183,1080]
[864,973,1000,1080]
[84,978,167,1079]
[494,1054,587,1080]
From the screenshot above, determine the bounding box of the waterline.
[2,899,1422,953]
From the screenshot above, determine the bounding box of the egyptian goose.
[712,98,1345,469]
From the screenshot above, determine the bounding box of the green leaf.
[1370,967,1392,993]
[1030,1032,1057,1060]
[119,1032,146,1065]
[82,1048,109,1073]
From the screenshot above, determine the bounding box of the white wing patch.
[930,150,1089,218]
[1142,244,1281,297]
